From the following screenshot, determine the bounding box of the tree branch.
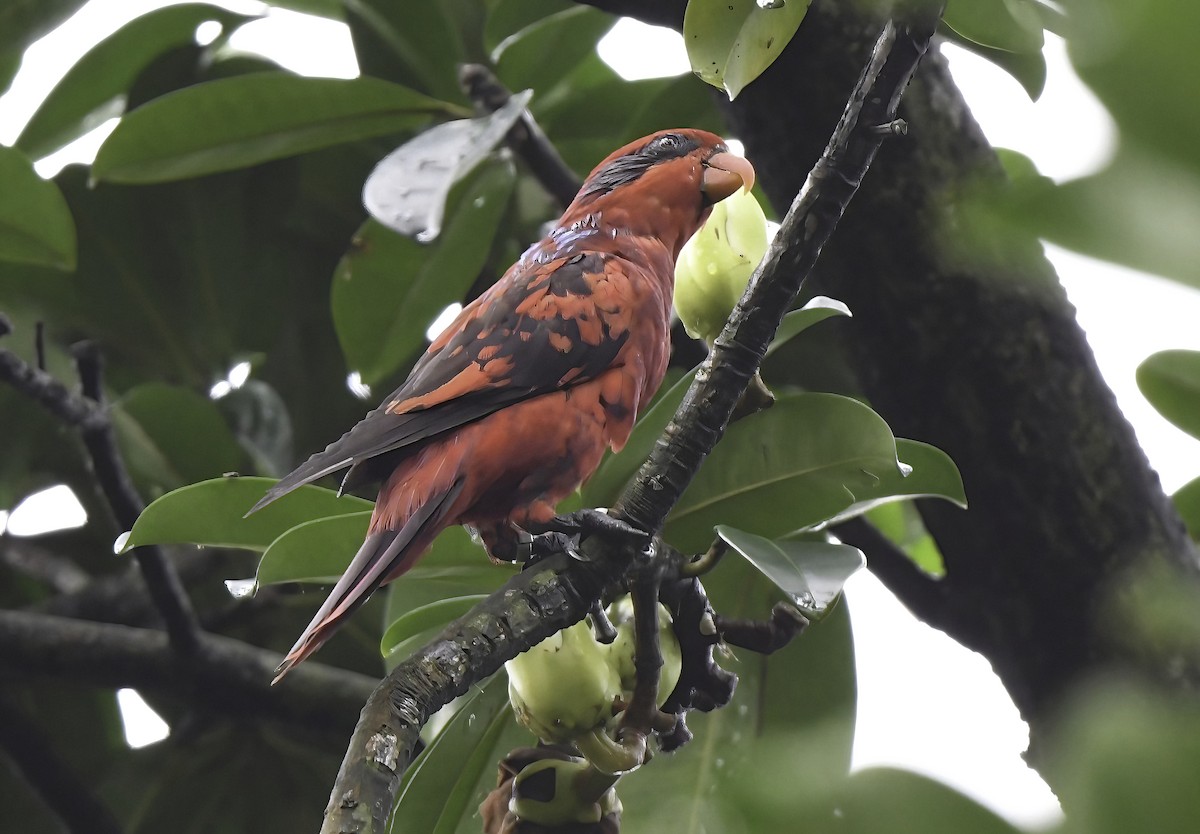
[0,537,91,595]
[833,516,949,621]
[318,8,942,832]
[0,693,123,834]
[0,609,377,737]
[0,337,203,654]
[458,63,582,208]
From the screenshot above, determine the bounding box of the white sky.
[6,4,1200,829]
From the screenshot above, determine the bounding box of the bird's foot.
[517,530,583,564]
[538,508,650,547]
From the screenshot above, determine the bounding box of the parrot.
[250,129,755,682]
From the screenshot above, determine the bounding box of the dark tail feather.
[272,477,464,683]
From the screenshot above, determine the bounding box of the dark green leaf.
[1067,0,1200,175]
[664,393,905,552]
[1173,476,1200,542]
[484,0,573,56]
[583,297,851,506]
[943,0,1044,55]
[940,23,1047,99]
[0,0,89,95]
[92,73,463,183]
[621,557,857,829]
[1047,682,1200,834]
[343,0,472,102]
[716,525,865,620]
[15,4,256,160]
[866,501,947,577]
[683,0,812,99]
[381,595,489,662]
[121,476,371,552]
[333,157,516,385]
[835,767,1022,834]
[364,90,532,240]
[1137,350,1200,441]
[0,145,76,270]
[256,511,371,585]
[494,6,613,95]
[111,383,246,499]
[390,671,524,834]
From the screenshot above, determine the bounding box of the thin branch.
[0,335,204,654]
[458,63,582,208]
[0,693,123,834]
[318,8,942,832]
[0,609,377,736]
[0,537,91,595]
[833,516,950,623]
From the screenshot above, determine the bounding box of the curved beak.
[701,152,756,203]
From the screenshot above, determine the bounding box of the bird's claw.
[542,508,650,545]
[517,530,583,564]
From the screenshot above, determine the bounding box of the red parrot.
[252,129,754,681]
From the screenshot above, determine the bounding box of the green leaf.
[255,511,371,585]
[390,671,524,834]
[1067,0,1200,176]
[15,4,256,160]
[835,767,1022,834]
[813,438,968,529]
[866,501,947,577]
[0,145,76,270]
[716,525,864,620]
[943,0,1044,55]
[494,6,614,95]
[0,0,89,95]
[333,157,516,385]
[683,0,812,99]
[484,0,573,56]
[1137,350,1200,441]
[1173,476,1200,542]
[342,0,470,103]
[92,73,462,183]
[380,595,488,662]
[111,383,246,498]
[940,23,1047,99]
[364,90,532,240]
[663,393,905,552]
[583,297,851,506]
[121,476,371,552]
[621,557,857,829]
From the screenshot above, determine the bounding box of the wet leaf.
[93,73,462,183]
[122,476,371,552]
[364,90,531,240]
[0,145,76,270]
[683,0,812,99]
[15,3,256,159]
[1137,350,1200,441]
[716,525,865,620]
[333,157,516,385]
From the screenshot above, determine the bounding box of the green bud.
[605,598,683,707]
[506,620,622,743]
[674,187,770,343]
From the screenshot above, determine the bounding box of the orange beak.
[701,152,756,203]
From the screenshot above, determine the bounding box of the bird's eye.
[652,134,681,151]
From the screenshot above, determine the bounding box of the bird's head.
[559,129,756,260]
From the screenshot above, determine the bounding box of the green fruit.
[506,619,622,743]
[674,187,770,343]
[605,598,683,706]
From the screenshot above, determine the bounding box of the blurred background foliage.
[2,0,1200,832]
